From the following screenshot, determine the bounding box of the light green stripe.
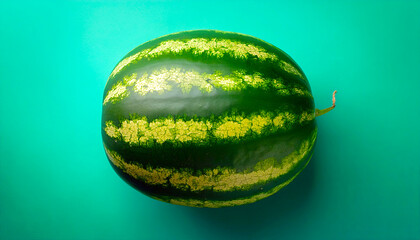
[103,68,311,105]
[110,38,277,78]
[165,175,295,208]
[103,73,137,105]
[109,38,304,79]
[104,110,315,147]
[151,154,312,208]
[104,127,316,193]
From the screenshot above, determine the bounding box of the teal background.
[1,0,419,239]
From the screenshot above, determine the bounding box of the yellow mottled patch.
[105,117,212,146]
[108,38,280,78]
[207,71,242,91]
[283,112,297,126]
[165,175,297,208]
[123,73,138,85]
[214,121,248,139]
[277,89,290,95]
[110,52,143,78]
[183,120,208,141]
[172,69,213,93]
[243,72,266,88]
[144,148,313,208]
[119,120,141,145]
[105,147,172,185]
[103,73,138,105]
[103,110,315,146]
[134,70,172,96]
[103,127,317,194]
[174,120,192,142]
[272,115,285,128]
[299,111,315,124]
[103,67,311,105]
[104,121,120,139]
[103,82,129,105]
[292,88,304,96]
[250,115,271,134]
[149,119,176,144]
[280,60,304,79]
[106,149,314,208]
[137,119,152,145]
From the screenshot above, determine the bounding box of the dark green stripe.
[107,135,314,202]
[103,120,315,169]
[102,93,314,124]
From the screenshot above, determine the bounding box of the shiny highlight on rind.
[103,68,311,105]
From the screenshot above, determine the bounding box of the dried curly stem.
[315,90,337,117]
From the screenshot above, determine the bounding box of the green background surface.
[1,0,419,239]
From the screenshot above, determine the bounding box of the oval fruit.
[102,30,331,208]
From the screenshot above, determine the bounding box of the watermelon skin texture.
[102,30,317,208]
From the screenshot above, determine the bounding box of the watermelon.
[101,30,336,208]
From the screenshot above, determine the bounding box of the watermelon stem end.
[315,90,337,117]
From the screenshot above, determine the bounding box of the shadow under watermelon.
[183,151,318,239]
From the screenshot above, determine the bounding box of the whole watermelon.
[101,30,335,208]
